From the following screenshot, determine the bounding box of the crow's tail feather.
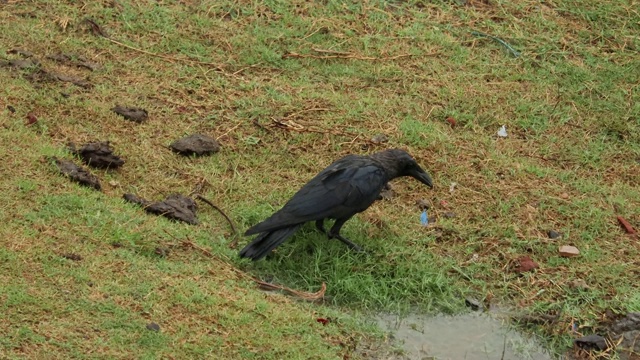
[239,225,302,261]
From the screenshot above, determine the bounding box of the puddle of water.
[376,312,553,360]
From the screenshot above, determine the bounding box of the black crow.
[240,149,433,261]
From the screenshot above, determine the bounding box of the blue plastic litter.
[420,210,428,226]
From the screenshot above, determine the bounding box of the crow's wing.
[245,157,388,235]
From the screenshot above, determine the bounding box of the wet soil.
[376,312,552,360]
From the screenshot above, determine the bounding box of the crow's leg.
[328,217,364,252]
[315,219,327,234]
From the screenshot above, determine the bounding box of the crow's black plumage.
[239,149,433,261]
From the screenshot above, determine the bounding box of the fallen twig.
[472,31,521,58]
[83,18,227,72]
[177,237,326,301]
[311,48,353,55]
[105,37,227,71]
[517,150,561,163]
[83,18,108,38]
[270,117,379,145]
[195,194,239,240]
[283,48,414,61]
[281,107,330,120]
[255,280,326,301]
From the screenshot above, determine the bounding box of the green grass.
[1,0,639,358]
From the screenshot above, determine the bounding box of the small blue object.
[420,210,428,226]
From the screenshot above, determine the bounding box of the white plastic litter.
[497,125,508,138]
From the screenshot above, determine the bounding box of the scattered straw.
[176,236,326,302]
[283,48,415,61]
[82,18,228,72]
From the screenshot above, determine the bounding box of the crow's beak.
[409,166,433,189]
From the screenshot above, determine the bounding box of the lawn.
[1,0,638,358]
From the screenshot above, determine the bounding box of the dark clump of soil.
[51,157,101,190]
[49,73,92,88]
[170,133,220,156]
[69,141,125,169]
[1,50,92,88]
[8,48,35,57]
[61,253,83,261]
[574,334,607,351]
[123,193,198,224]
[547,229,561,239]
[415,198,430,210]
[47,52,100,71]
[154,247,170,257]
[112,105,148,123]
[609,313,640,360]
[1,58,40,69]
[611,313,640,334]
[4,48,90,87]
[570,313,640,359]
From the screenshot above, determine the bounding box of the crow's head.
[376,149,433,188]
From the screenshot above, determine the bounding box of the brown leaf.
[25,113,37,126]
[513,255,538,273]
[617,216,637,235]
[446,116,456,128]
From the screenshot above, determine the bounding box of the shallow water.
[376,312,552,360]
